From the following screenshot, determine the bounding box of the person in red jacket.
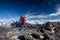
[20,14,26,28]
[22,15,26,25]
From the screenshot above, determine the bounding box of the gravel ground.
[0,27,60,40]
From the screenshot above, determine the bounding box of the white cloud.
[26,19,60,24]
[49,7,60,16]
[26,20,36,24]
[26,6,60,24]
[26,6,60,19]
[26,20,47,24]
[27,15,48,19]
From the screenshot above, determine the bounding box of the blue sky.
[0,0,60,24]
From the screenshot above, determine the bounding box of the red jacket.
[22,16,26,25]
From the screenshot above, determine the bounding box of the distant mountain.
[43,21,60,28]
[56,22,60,25]
[0,19,60,28]
[0,19,16,27]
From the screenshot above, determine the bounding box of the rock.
[10,35,19,40]
[18,35,25,40]
[31,33,40,39]
[7,31,20,38]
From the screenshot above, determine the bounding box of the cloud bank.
[26,5,60,24]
